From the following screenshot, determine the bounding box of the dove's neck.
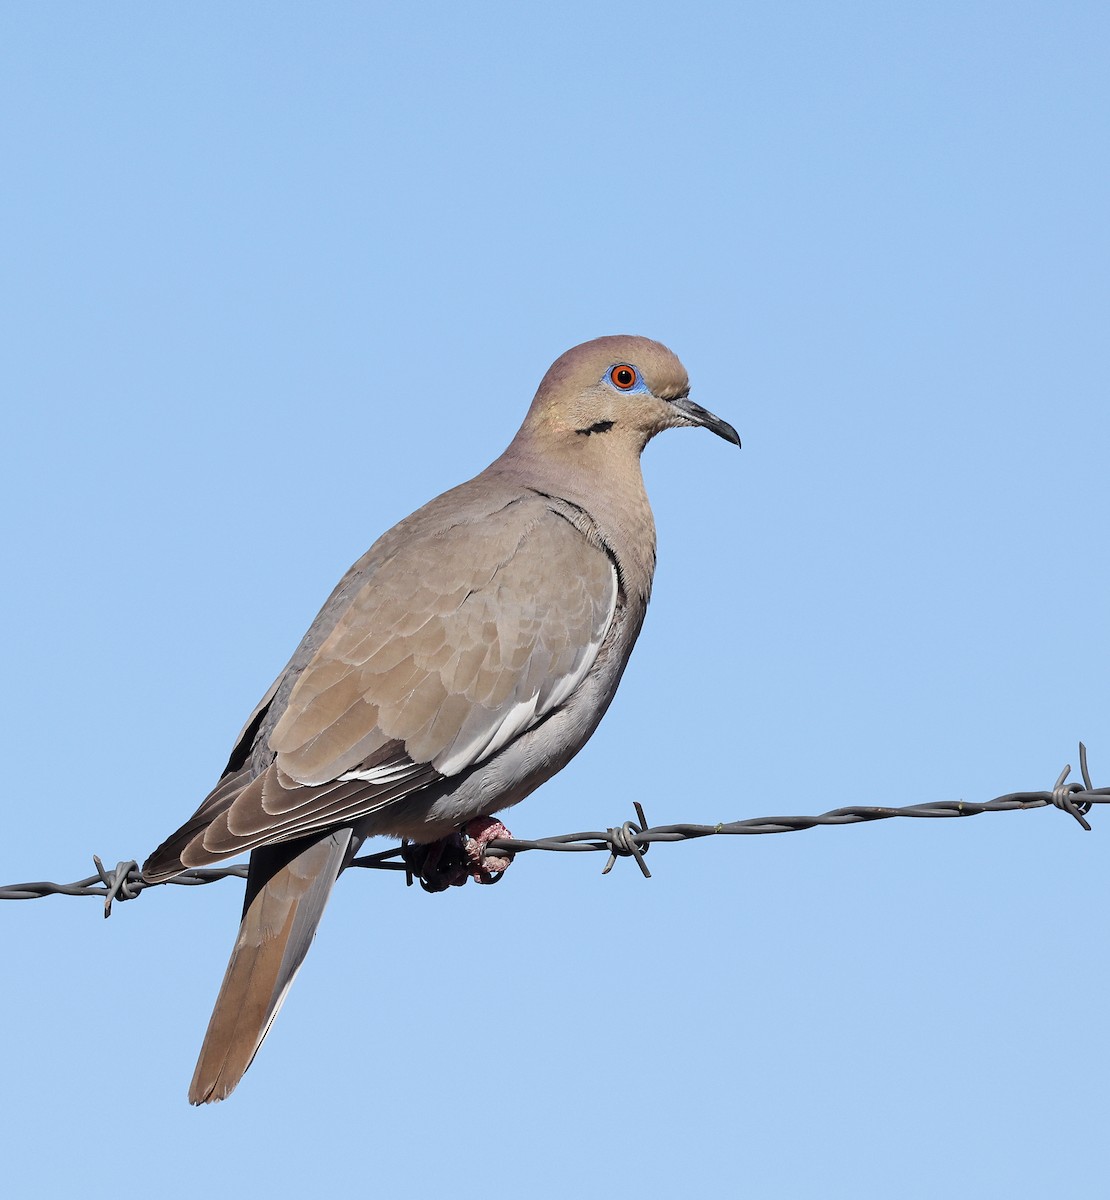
[488,431,657,605]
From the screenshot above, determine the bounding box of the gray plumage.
[144,334,739,1103]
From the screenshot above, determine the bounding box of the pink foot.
[462,816,513,884]
[402,817,514,893]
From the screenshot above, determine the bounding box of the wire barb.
[91,856,140,918]
[601,801,652,878]
[1049,752,1094,832]
[2,744,1106,910]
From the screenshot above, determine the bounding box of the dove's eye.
[609,365,637,390]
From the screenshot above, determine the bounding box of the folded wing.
[144,496,617,878]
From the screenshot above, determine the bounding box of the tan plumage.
[144,335,739,1103]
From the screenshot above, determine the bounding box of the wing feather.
[144,496,618,877]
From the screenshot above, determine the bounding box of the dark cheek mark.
[575,420,615,437]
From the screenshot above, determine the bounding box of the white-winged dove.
[144,335,739,1103]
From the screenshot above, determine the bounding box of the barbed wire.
[2,744,1105,916]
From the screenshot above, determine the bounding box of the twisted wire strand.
[2,745,1105,916]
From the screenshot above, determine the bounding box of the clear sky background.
[3,3,1108,1196]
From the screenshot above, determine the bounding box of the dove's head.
[516,335,740,454]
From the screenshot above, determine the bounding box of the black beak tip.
[706,415,741,448]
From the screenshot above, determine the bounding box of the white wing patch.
[337,760,426,785]
[433,558,617,775]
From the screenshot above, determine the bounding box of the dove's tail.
[188,827,357,1104]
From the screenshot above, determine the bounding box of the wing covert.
[270,500,618,786]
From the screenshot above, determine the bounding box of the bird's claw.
[402,817,514,892]
[462,816,513,884]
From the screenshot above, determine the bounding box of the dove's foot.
[462,816,513,883]
[403,817,514,893]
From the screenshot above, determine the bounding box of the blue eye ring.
[609,364,638,390]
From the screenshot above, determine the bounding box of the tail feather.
[188,827,355,1104]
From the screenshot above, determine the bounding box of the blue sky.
[3,3,1108,1195]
